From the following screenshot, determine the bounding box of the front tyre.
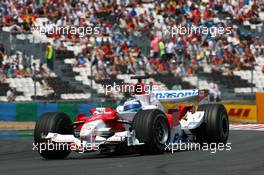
[34,112,73,159]
[132,109,170,155]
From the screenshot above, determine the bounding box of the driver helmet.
[123,98,142,112]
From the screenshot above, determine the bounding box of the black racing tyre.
[34,112,73,159]
[132,109,170,155]
[194,104,229,144]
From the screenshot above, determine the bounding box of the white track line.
[230,124,264,131]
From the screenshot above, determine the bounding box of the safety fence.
[0,102,260,123]
[0,102,116,122]
[213,93,264,123]
[226,92,264,123]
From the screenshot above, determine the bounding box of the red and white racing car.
[34,76,229,159]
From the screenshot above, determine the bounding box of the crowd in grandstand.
[0,43,53,87]
[0,45,27,80]
[1,0,264,83]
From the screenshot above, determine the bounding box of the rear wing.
[152,89,210,104]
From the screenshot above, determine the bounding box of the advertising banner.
[224,104,257,123]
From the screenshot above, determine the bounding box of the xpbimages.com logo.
[32,24,101,37]
[102,82,166,95]
[165,141,232,154]
[32,141,100,153]
[164,24,232,37]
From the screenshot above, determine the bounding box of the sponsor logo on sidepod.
[154,90,198,99]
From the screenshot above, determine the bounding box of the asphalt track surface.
[0,130,263,175]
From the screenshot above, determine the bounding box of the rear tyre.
[132,109,170,155]
[194,104,229,144]
[34,112,73,159]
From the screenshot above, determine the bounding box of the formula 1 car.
[34,76,229,159]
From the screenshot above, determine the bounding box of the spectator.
[39,63,50,77]
[76,54,87,67]
[0,66,5,84]
[0,50,3,67]
[150,35,160,59]
[4,63,15,78]
[209,80,221,102]
[6,88,16,102]
[46,42,54,70]
[20,65,29,77]
[176,64,186,77]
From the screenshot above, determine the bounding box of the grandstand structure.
[0,0,264,103]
